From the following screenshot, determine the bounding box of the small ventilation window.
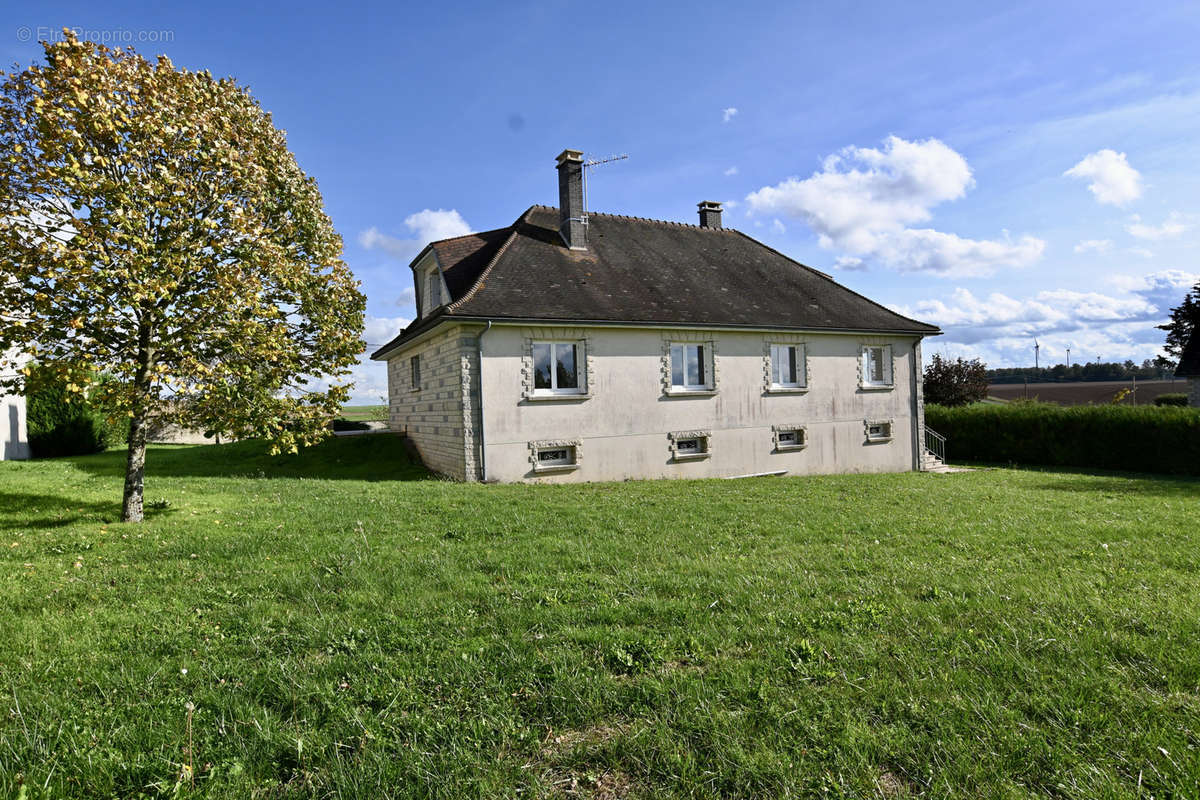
[865,420,893,443]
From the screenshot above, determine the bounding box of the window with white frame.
[670,343,711,391]
[862,345,893,388]
[529,439,581,472]
[772,425,807,451]
[770,344,806,389]
[531,341,584,394]
[410,355,421,391]
[865,419,893,442]
[669,430,711,461]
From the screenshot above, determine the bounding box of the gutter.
[476,320,492,482]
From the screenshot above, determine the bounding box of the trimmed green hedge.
[26,367,129,458]
[926,402,1200,475]
[1154,393,1189,407]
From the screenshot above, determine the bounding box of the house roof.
[1176,329,1200,377]
[372,205,939,359]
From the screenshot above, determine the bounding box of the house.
[370,149,942,482]
[1,350,30,460]
[1176,330,1200,407]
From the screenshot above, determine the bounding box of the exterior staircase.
[921,426,951,472]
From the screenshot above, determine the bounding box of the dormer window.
[426,268,444,311]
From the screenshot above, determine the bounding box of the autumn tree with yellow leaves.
[0,32,365,521]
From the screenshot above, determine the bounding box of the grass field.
[338,405,387,422]
[2,437,1199,798]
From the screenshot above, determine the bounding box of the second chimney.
[556,149,586,249]
[698,201,723,229]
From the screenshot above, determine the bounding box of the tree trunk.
[122,321,154,523]
[121,411,147,522]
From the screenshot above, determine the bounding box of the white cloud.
[1063,149,1143,206]
[771,218,786,234]
[834,256,865,271]
[722,107,738,122]
[1074,239,1112,254]
[897,270,1199,366]
[745,135,1044,277]
[358,209,472,263]
[1126,211,1187,240]
[395,287,416,308]
[1127,247,1155,259]
[724,166,739,176]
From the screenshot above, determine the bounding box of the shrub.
[924,354,989,406]
[25,365,128,458]
[1155,393,1189,407]
[331,418,370,432]
[926,402,1200,475]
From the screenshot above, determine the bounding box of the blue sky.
[9,1,1200,401]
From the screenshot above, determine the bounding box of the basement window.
[529,439,581,473]
[669,430,711,461]
[532,341,584,395]
[773,425,807,451]
[865,419,893,443]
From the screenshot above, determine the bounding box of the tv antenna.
[581,153,628,246]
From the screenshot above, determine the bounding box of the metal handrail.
[924,426,947,464]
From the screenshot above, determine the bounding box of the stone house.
[370,149,942,482]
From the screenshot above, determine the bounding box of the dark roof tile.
[372,205,938,359]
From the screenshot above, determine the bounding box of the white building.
[371,149,942,482]
[1,351,30,460]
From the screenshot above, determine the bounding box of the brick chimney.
[556,149,586,249]
[698,201,723,229]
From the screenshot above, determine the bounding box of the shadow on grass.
[60,433,430,483]
[1036,473,1200,498]
[0,491,176,529]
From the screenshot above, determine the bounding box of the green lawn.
[338,404,387,422]
[1,438,1198,798]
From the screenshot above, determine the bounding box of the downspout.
[477,321,493,482]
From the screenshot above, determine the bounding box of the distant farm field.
[338,404,387,422]
[2,437,1199,798]
[987,379,1188,405]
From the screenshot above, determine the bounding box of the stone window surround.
[661,332,719,397]
[864,418,895,443]
[858,340,895,391]
[771,423,808,451]
[763,335,810,394]
[528,439,582,473]
[668,429,712,461]
[520,329,595,402]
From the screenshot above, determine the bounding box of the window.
[426,269,443,310]
[773,425,807,451]
[529,439,581,472]
[670,343,710,390]
[669,430,712,461]
[537,446,574,466]
[865,419,893,442]
[862,345,893,388]
[410,355,421,391]
[770,344,805,389]
[532,342,583,394]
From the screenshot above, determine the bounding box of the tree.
[1159,281,1200,360]
[0,32,365,521]
[924,354,989,406]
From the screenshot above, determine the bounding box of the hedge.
[26,366,129,458]
[1154,393,1189,407]
[925,402,1200,475]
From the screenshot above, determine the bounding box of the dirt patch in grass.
[876,768,918,797]
[541,723,628,758]
[543,769,637,799]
